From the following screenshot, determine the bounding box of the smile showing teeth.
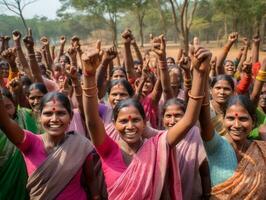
[49,124,61,128]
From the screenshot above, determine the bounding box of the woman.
[200,79,266,199]
[162,98,211,200]
[81,38,211,199]
[0,88,38,200]
[210,75,234,135]
[0,91,97,199]
[99,79,134,124]
[27,82,48,115]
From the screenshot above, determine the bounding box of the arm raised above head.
[167,46,211,147]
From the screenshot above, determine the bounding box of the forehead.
[110,84,128,93]
[164,104,184,114]
[113,69,125,76]
[118,106,142,118]
[225,104,250,115]
[42,100,66,111]
[214,80,232,88]
[29,89,44,96]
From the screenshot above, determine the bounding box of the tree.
[129,0,149,47]
[168,0,198,53]
[58,0,130,46]
[0,0,38,31]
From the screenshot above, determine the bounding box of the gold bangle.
[188,90,205,100]
[75,93,82,97]
[202,102,210,106]
[83,91,97,98]
[82,85,97,91]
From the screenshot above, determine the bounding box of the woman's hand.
[23,28,34,49]
[12,30,21,45]
[151,34,166,61]
[191,46,212,73]
[81,49,100,76]
[101,46,117,66]
[1,48,16,66]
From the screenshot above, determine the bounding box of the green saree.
[0,107,39,200]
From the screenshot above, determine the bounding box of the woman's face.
[115,105,145,144]
[224,104,253,142]
[163,104,184,129]
[211,80,233,104]
[40,100,71,136]
[259,84,266,111]
[112,70,126,80]
[0,64,9,78]
[28,89,45,113]
[3,96,16,118]
[142,77,154,96]
[224,61,235,76]
[170,69,182,94]
[108,84,130,108]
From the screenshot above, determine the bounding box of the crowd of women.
[0,27,265,200]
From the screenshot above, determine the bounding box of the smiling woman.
[81,33,211,199]
[0,91,97,199]
[200,74,266,199]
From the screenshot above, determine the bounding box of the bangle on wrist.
[202,102,210,106]
[188,90,205,100]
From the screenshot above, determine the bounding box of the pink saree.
[107,132,182,200]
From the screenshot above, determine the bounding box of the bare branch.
[188,0,198,28]
[22,0,38,10]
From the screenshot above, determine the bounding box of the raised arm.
[96,47,117,99]
[0,91,25,145]
[251,35,260,64]
[250,57,266,106]
[23,28,43,84]
[12,30,33,79]
[199,72,215,141]
[216,32,238,75]
[82,49,106,146]
[121,29,137,80]
[40,36,53,69]
[131,37,143,65]
[57,36,66,63]
[236,38,249,72]
[167,46,211,147]
[152,35,173,100]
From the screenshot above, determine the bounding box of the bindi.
[128,115,132,120]
[52,99,57,112]
[234,113,238,117]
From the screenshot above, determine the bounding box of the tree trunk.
[260,16,266,46]
[110,19,117,46]
[18,6,28,32]
[155,0,167,35]
[137,10,145,47]
[224,16,228,37]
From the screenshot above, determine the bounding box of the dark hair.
[224,60,234,66]
[28,82,48,95]
[166,57,175,64]
[0,60,10,68]
[162,98,187,116]
[0,87,15,103]
[107,79,134,96]
[60,55,70,65]
[111,67,127,78]
[113,98,145,122]
[21,75,32,87]
[39,92,73,115]
[133,60,141,65]
[210,74,235,90]
[225,95,256,122]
